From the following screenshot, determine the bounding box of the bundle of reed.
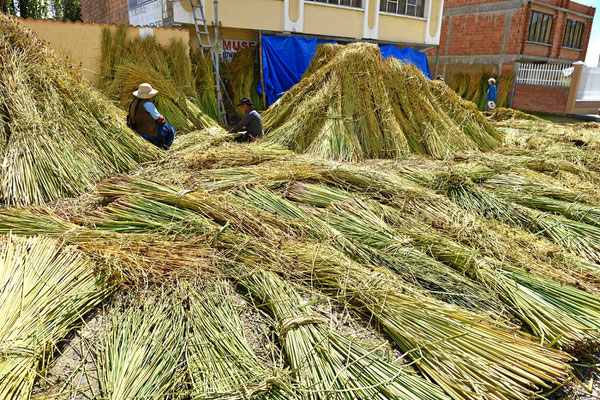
[81,194,215,235]
[182,141,291,170]
[277,242,571,400]
[523,206,600,264]
[427,170,600,287]
[232,264,452,400]
[301,44,343,79]
[496,192,600,228]
[285,180,600,346]
[191,49,219,119]
[0,15,160,206]
[0,235,110,399]
[170,126,230,156]
[99,26,218,131]
[484,173,597,204]
[97,295,186,399]
[228,47,262,110]
[239,186,505,314]
[186,281,293,399]
[0,207,222,284]
[96,175,308,240]
[262,42,501,161]
[489,108,541,122]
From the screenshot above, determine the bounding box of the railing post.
[566,61,585,115]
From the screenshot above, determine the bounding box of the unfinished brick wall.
[81,0,128,24]
[512,85,570,114]
[427,0,594,111]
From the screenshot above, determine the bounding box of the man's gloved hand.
[156,115,166,125]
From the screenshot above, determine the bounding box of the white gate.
[516,63,572,87]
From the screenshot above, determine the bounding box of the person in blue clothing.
[127,83,175,150]
[485,78,498,112]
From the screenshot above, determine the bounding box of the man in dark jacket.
[127,83,175,150]
[228,98,263,142]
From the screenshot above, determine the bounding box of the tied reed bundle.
[0,235,110,399]
[232,265,452,400]
[97,295,186,399]
[186,281,294,399]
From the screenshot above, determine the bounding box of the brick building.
[81,0,128,24]
[430,0,595,74]
[80,0,174,26]
[426,0,595,111]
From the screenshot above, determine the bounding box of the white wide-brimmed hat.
[133,83,158,99]
[488,78,496,83]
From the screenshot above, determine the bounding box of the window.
[563,19,584,49]
[310,0,363,8]
[380,0,425,18]
[527,11,553,44]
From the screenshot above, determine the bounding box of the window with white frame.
[310,0,363,8]
[380,0,425,18]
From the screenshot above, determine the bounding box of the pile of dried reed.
[262,42,501,161]
[0,15,160,206]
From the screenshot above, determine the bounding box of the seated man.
[127,83,175,150]
[228,98,264,142]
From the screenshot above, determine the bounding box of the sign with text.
[221,39,257,60]
[129,0,163,27]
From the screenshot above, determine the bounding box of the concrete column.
[566,61,585,114]
[283,0,304,32]
[362,0,380,39]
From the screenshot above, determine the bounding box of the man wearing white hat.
[485,78,498,112]
[127,83,175,149]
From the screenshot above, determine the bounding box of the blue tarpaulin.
[259,35,335,105]
[258,35,431,105]
[379,45,431,79]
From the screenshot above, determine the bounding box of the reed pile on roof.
[0,14,160,206]
[262,42,502,161]
[99,25,218,131]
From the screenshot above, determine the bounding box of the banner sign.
[221,39,257,60]
[129,0,163,27]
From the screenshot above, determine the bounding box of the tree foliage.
[0,0,81,21]
[52,0,80,21]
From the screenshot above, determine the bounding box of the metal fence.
[576,67,600,101]
[516,63,573,87]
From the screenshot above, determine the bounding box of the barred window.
[380,0,425,18]
[310,0,363,8]
[563,19,584,49]
[527,11,553,44]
